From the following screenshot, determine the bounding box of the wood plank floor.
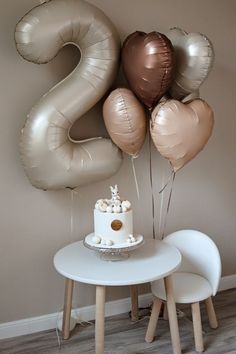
[1,288,236,354]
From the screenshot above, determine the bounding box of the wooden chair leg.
[130,285,139,321]
[163,302,169,320]
[164,276,182,354]
[191,302,204,353]
[145,297,162,343]
[205,297,218,329]
[62,278,74,339]
[95,285,106,354]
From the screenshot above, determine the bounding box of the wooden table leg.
[130,285,139,321]
[62,278,74,339]
[95,285,106,354]
[145,297,162,343]
[164,275,182,354]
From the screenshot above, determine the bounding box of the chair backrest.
[164,230,222,295]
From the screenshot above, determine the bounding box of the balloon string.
[159,170,175,193]
[70,189,74,242]
[68,188,78,243]
[131,156,140,200]
[158,171,166,239]
[161,171,176,239]
[149,130,156,239]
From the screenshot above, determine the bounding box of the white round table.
[54,238,182,354]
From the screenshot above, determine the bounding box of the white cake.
[92,185,136,246]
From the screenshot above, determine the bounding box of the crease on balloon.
[84,65,106,80]
[109,130,133,136]
[54,108,74,125]
[80,145,93,161]
[82,61,108,72]
[191,105,201,124]
[58,30,67,45]
[82,68,104,83]
[79,17,95,44]
[69,18,75,41]
[82,36,114,50]
[22,13,40,24]
[119,91,133,134]
[79,73,97,90]
[67,145,75,171]
[83,54,112,61]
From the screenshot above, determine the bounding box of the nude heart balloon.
[122,31,175,109]
[103,88,147,157]
[166,27,214,99]
[150,99,214,172]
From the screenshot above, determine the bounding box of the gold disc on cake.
[111,219,123,231]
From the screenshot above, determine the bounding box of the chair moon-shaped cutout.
[145,229,222,353]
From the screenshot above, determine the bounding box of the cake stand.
[83,233,144,261]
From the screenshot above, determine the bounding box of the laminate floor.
[1,288,236,354]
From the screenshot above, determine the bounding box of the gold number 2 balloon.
[15,0,122,190]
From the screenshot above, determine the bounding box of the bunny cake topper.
[110,184,120,201]
[94,185,131,213]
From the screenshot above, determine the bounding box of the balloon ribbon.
[131,156,140,200]
[160,170,176,239]
[149,130,156,239]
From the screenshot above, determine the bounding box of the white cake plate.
[83,233,144,261]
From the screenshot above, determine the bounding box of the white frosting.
[92,185,134,246]
[94,209,133,245]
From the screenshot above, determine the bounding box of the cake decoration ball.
[106,240,114,246]
[99,201,108,212]
[113,205,121,213]
[128,234,136,243]
[106,205,113,213]
[95,199,103,209]
[122,200,131,210]
[92,236,101,244]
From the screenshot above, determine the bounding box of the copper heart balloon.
[166,27,214,99]
[150,99,214,172]
[122,31,176,109]
[103,88,147,157]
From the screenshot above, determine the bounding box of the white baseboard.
[218,274,236,292]
[0,293,152,340]
[1,275,235,341]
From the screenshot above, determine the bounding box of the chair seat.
[151,272,213,303]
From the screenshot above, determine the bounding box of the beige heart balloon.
[150,99,214,171]
[103,88,147,157]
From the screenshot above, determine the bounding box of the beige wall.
[0,0,235,323]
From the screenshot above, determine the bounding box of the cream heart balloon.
[150,99,214,172]
[103,88,147,157]
[166,27,214,99]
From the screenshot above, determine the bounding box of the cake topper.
[110,184,120,201]
[95,185,131,213]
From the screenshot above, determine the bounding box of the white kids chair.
[145,229,222,353]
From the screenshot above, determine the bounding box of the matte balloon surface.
[150,99,214,171]
[103,88,147,157]
[122,31,175,109]
[15,0,122,190]
[166,27,214,99]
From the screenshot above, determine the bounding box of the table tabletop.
[53,238,181,286]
